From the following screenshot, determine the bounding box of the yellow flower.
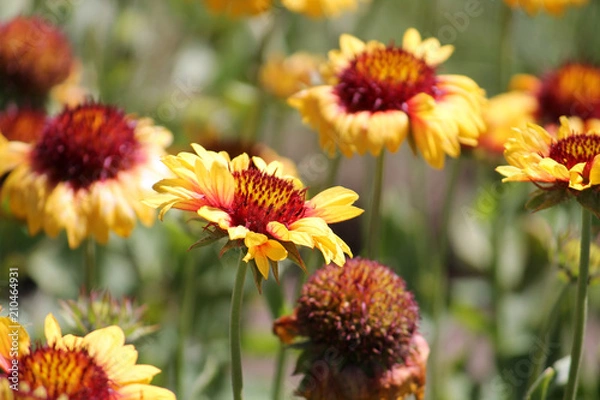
[203,0,272,17]
[0,314,175,399]
[478,90,538,156]
[289,29,486,169]
[259,52,323,99]
[0,102,173,248]
[504,0,587,15]
[0,16,74,97]
[144,144,363,283]
[497,117,600,192]
[282,0,370,18]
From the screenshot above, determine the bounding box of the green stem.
[176,256,197,397]
[498,5,513,90]
[430,158,462,400]
[271,343,287,400]
[365,152,385,259]
[562,207,592,400]
[230,253,248,400]
[84,238,96,293]
[526,283,569,394]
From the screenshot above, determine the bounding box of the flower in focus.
[0,16,74,99]
[259,52,323,99]
[503,0,587,15]
[0,102,173,248]
[0,314,175,399]
[202,137,299,177]
[289,29,486,169]
[60,290,159,342]
[203,0,272,17]
[144,144,362,288]
[496,117,600,213]
[274,257,428,399]
[282,0,370,18]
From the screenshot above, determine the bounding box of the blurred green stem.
[365,152,385,259]
[176,256,197,396]
[562,207,591,400]
[526,283,568,394]
[498,6,513,90]
[84,238,96,293]
[230,253,248,400]
[430,158,462,400]
[272,344,287,400]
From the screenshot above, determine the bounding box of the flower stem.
[430,158,462,400]
[271,343,287,400]
[526,283,569,393]
[562,207,591,400]
[365,152,385,259]
[84,238,96,293]
[230,253,248,400]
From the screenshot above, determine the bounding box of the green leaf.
[281,241,307,272]
[525,189,569,212]
[248,259,265,294]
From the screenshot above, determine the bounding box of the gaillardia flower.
[282,0,370,18]
[0,16,73,98]
[496,117,600,213]
[289,29,485,169]
[0,314,175,399]
[274,258,428,399]
[259,52,323,99]
[203,0,272,17]
[0,102,173,248]
[503,0,587,15]
[144,144,362,285]
[0,105,47,144]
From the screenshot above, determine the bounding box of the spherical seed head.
[0,16,73,96]
[31,103,142,190]
[295,257,419,369]
[18,346,112,399]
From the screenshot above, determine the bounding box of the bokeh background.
[1,0,600,399]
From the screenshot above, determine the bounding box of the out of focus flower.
[289,29,485,169]
[0,314,175,399]
[504,0,587,15]
[0,102,173,248]
[274,257,428,399]
[144,144,362,288]
[282,0,370,18]
[0,16,73,98]
[60,290,158,342]
[0,105,46,144]
[203,0,272,17]
[556,236,600,284]
[50,60,90,107]
[497,117,600,213]
[259,52,323,99]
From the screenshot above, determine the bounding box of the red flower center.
[31,103,142,191]
[230,167,306,234]
[18,346,113,400]
[538,63,600,122]
[0,106,46,144]
[548,133,600,171]
[335,47,437,113]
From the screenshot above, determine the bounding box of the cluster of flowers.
[0,0,599,398]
